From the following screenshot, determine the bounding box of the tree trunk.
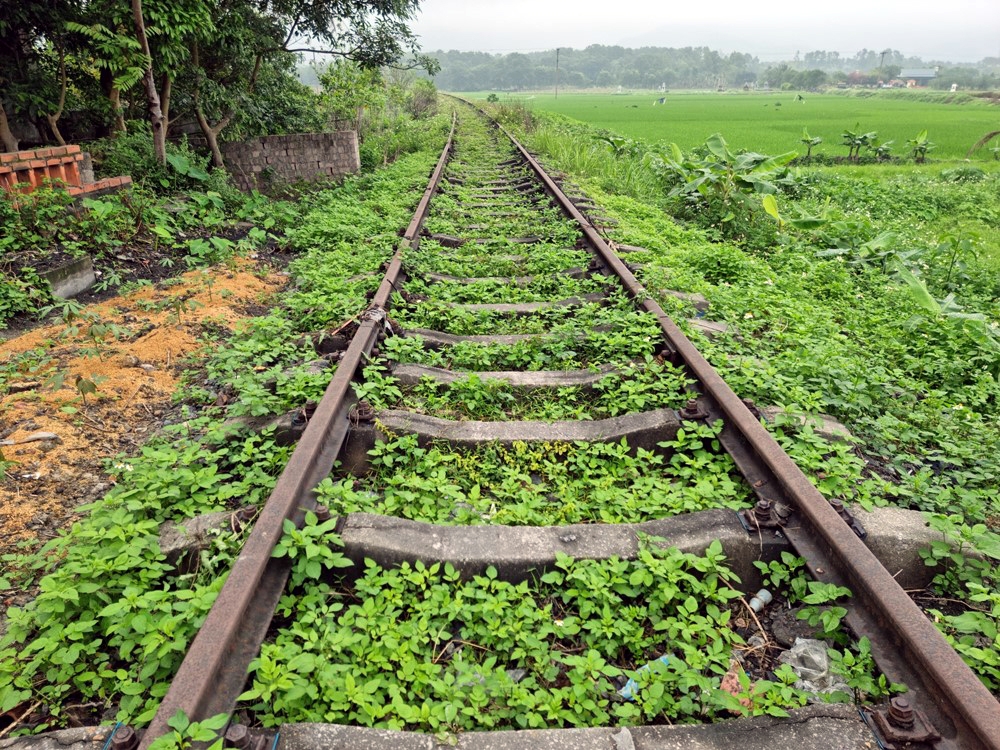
[111,88,127,134]
[100,68,126,136]
[45,46,69,146]
[0,102,18,152]
[160,73,172,132]
[190,45,256,169]
[194,106,226,168]
[131,0,166,163]
[46,115,67,147]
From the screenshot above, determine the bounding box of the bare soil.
[0,256,288,560]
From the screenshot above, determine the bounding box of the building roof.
[900,68,937,78]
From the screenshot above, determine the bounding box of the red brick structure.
[0,144,131,197]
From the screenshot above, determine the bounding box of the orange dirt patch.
[0,257,287,556]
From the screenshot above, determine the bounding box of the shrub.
[89,126,215,194]
[939,166,986,183]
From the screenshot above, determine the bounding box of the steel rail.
[496,118,1000,750]
[138,115,457,750]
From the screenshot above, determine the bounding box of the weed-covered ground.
[232,111,893,733]
[2,99,997,740]
[515,105,1000,694]
[0,138,454,729]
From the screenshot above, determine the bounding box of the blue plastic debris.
[619,654,670,701]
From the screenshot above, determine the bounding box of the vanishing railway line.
[120,106,1000,749]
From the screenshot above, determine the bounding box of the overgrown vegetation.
[5,86,999,737]
[0,0,434,161]
[245,523,798,730]
[319,424,748,526]
[0,139,446,728]
[512,102,1000,692]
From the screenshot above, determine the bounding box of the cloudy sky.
[409,0,1000,62]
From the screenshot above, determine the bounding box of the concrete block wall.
[222,131,360,193]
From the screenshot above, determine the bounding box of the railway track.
[125,106,1000,750]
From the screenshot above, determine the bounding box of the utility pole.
[555,48,560,99]
[879,48,890,81]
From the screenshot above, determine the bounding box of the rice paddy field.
[458,91,1000,161]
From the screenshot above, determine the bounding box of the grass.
[463,91,1000,162]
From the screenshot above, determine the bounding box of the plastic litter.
[778,637,851,698]
[618,654,670,701]
[749,588,772,613]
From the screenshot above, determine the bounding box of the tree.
[0,0,82,151]
[131,0,167,163]
[275,0,431,70]
[184,0,434,167]
[318,59,385,131]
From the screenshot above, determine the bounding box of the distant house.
[899,68,937,87]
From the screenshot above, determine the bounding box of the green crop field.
[462,91,1000,161]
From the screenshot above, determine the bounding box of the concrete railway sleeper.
[33,107,994,750]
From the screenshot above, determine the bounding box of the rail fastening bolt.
[314,505,332,522]
[752,499,772,524]
[887,696,915,729]
[111,725,139,750]
[225,723,251,749]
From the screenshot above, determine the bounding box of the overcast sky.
[410,0,1000,63]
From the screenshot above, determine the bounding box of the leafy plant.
[840,124,878,162]
[796,582,852,641]
[271,511,353,588]
[241,539,776,730]
[754,551,807,601]
[146,710,227,750]
[827,637,897,700]
[74,374,103,404]
[799,128,822,162]
[646,133,797,248]
[907,129,936,163]
[166,153,209,183]
[919,515,1000,689]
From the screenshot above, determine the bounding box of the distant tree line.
[417,45,1000,92]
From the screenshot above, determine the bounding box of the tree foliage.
[0,0,433,164]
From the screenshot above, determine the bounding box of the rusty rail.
[138,101,1000,750]
[138,115,457,749]
[496,117,1000,750]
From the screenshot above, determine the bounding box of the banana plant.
[799,128,822,162]
[840,124,878,162]
[871,139,894,162]
[890,257,1000,374]
[761,194,830,231]
[907,130,935,163]
[649,133,797,208]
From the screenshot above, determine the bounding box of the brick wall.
[0,144,132,197]
[222,131,360,193]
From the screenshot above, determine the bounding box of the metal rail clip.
[678,398,709,421]
[865,696,941,750]
[829,498,868,540]
[738,499,793,532]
